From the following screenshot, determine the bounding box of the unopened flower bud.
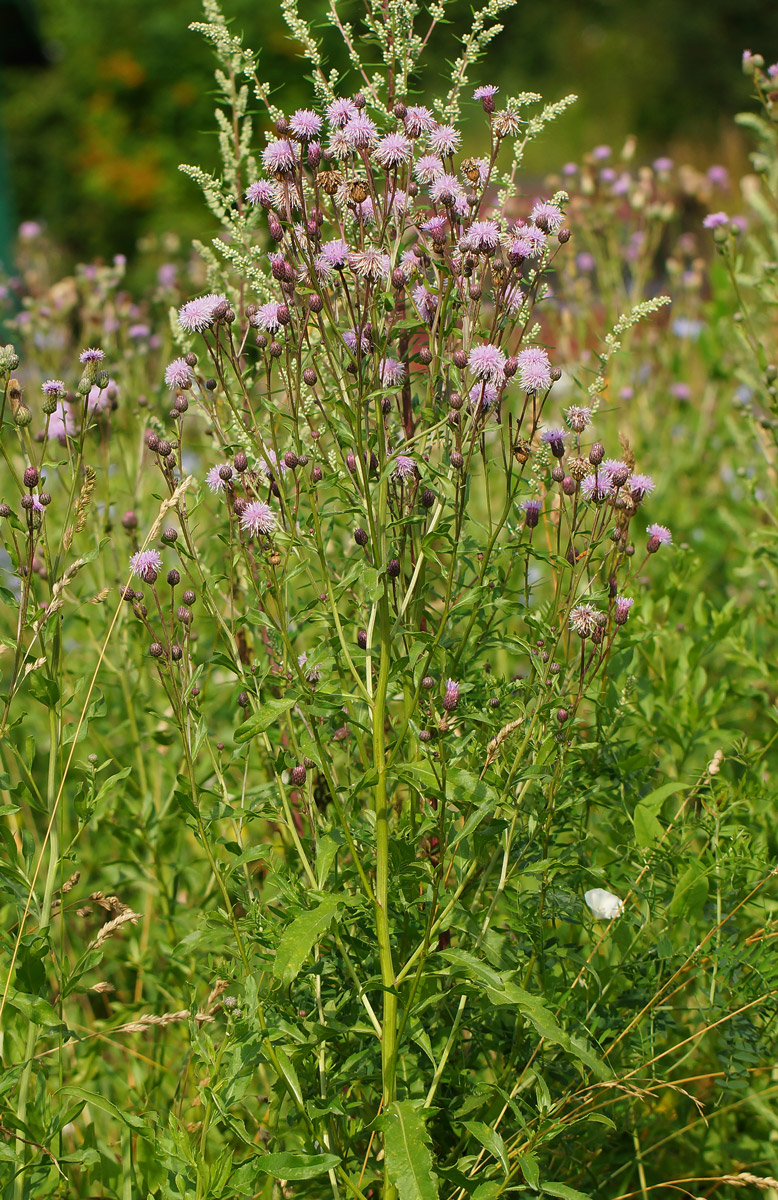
[149,642,165,658]
[589,442,605,466]
[234,451,248,472]
[453,349,468,369]
[556,708,568,724]
[418,347,432,366]
[387,558,400,578]
[442,678,460,711]
[237,691,249,707]
[290,764,307,786]
[357,629,367,649]
[161,526,178,543]
[312,465,323,483]
[558,228,571,243]
[504,357,518,377]
[171,644,183,661]
[303,367,317,386]
[14,403,32,427]
[354,527,368,546]
[562,475,576,495]
[421,488,435,508]
[177,605,192,624]
[167,568,180,586]
[451,450,464,469]
[23,466,39,488]
[284,451,299,469]
[269,341,283,358]
[421,675,435,690]
[38,492,52,506]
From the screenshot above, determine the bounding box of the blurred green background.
[1,0,777,266]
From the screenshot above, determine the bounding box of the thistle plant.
[2,6,778,1200]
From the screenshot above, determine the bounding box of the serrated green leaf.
[463,1121,509,1176]
[273,895,341,985]
[234,696,297,743]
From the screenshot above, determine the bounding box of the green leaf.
[669,863,709,920]
[234,696,297,743]
[463,1121,509,1176]
[273,895,341,985]
[543,1185,593,1200]
[5,989,63,1028]
[632,802,663,846]
[255,1152,340,1179]
[381,1100,439,1200]
[59,1086,147,1130]
[273,1047,303,1107]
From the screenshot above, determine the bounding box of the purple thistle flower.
[391,454,417,481]
[521,497,542,527]
[516,347,552,393]
[569,602,605,637]
[473,84,499,100]
[653,156,673,172]
[468,382,499,411]
[245,179,277,207]
[628,473,655,502]
[290,108,322,140]
[380,358,408,386]
[389,189,411,214]
[404,105,436,137]
[564,404,592,432]
[581,470,614,502]
[769,63,778,79]
[348,248,391,281]
[41,379,65,396]
[262,139,297,175]
[429,173,465,206]
[343,329,371,355]
[429,123,461,156]
[251,301,283,332]
[178,293,227,333]
[468,343,506,383]
[442,678,460,711]
[79,347,104,365]
[343,113,378,149]
[318,238,351,271]
[130,548,162,583]
[646,522,672,548]
[421,215,449,239]
[240,501,276,537]
[206,464,231,492]
[374,132,412,167]
[462,220,500,253]
[592,144,611,160]
[614,596,634,625]
[530,200,564,231]
[412,284,437,325]
[326,97,357,127]
[30,494,45,513]
[671,382,692,401]
[414,154,445,183]
[707,164,729,187]
[164,357,194,390]
[541,428,567,459]
[703,211,729,229]
[351,197,376,224]
[128,323,150,339]
[86,383,113,415]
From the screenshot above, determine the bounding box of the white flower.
[584,888,624,920]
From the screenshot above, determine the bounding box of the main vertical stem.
[374,590,397,1199]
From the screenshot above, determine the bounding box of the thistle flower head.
[348,248,391,282]
[374,132,412,168]
[178,293,227,333]
[262,138,297,175]
[240,500,276,536]
[468,343,506,383]
[391,454,417,481]
[428,123,461,156]
[647,522,672,547]
[504,285,525,314]
[79,347,104,365]
[429,173,465,206]
[569,603,605,638]
[413,284,437,325]
[326,97,357,127]
[245,179,277,207]
[261,449,288,479]
[564,405,592,432]
[251,301,283,332]
[469,382,499,410]
[404,105,436,137]
[41,379,65,397]
[614,596,634,625]
[317,238,351,273]
[343,329,371,355]
[581,471,614,502]
[289,108,322,140]
[442,678,460,711]
[422,215,448,240]
[521,497,542,527]
[531,199,564,231]
[628,472,655,502]
[343,113,378,149]
[164,357,193,390]
[703,211,730,229]
[518,347,553,393]
[130,548,162,583]
[462,220,500,253]
[206,464,233,492]
[414,154,445,183]
[380,357,407,386]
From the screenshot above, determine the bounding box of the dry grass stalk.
[482,717,524,776]
[723,1174,778,1190]
[88,910,141,950]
